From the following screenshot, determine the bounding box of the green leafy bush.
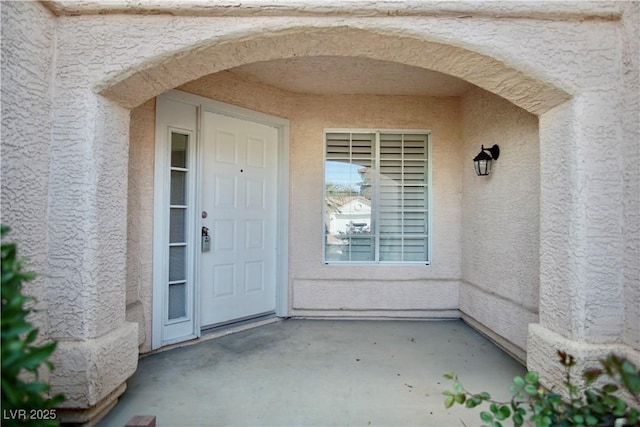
[1,225,64,426]
[444,350,640,427]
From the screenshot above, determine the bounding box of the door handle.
[202,226,211,252]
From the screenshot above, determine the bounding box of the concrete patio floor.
[97,319,525,427]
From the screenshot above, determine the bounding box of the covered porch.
[97,319,524,426]
[1,2,637,424]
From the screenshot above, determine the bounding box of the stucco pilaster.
[48,93,131,339]
[538,94,625,345]
[537,100,575,339]
[532,89,635,386]
[528,324,640,395]
[49,322,138,422]
[47,89,138,418]
[621,1,640,352]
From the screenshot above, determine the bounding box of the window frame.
[322,128,433,265]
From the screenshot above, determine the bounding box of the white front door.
[153,90,288,349]
[200,112,278,327]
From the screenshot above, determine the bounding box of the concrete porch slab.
[97,319,524,426]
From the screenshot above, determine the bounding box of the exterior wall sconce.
[473,144,500,176]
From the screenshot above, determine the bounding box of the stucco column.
[529,92,638,385]
[46,89,138,423]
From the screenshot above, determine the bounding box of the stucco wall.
[126,98,156,350]
[0,0,55,352]
[287,93,461,317]
[460,87,540,362]
[2,4,138,417]
[621,2,640,351]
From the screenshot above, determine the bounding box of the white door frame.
[152,90,290,349]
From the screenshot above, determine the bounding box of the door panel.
[200,111,278,328]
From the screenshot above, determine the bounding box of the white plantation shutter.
[324,130,431,263]
[378,133,429,262]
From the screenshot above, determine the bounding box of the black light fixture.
[473,144,500,176]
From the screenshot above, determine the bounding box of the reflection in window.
[324,131,430,264]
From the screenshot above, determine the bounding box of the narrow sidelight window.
[168,132,189,319]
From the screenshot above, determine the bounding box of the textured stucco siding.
[45,92,139,414]
[621,2,640,351]
[46,8,143,338]
[526,3,638,385]
[0,1,55,336]
[537,96,625,345]
[7,5,140,417]
[460,87,540,361]
[126,98,156,350]
[529,17,626,345]
[1,2,139,416]
[57,16,570,114]
[287,93,462,316]
[180,71,291,119]
[42,1,623,20]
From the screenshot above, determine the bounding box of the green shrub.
[444,350,640,427]
[1,225,64,426]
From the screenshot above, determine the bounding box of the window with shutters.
[324,130,431,264]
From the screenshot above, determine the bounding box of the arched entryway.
[50,17,634,423]
[102,26,568,113]
[116,24,570,356]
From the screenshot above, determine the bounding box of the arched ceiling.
[228,56,475,96]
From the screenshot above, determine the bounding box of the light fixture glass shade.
[474,158,491,176]
[473,148,493,176]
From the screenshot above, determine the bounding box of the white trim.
[167,89,290,132]
[152,119,166,349]
[153,90,290,349]
[193,106,204,338]
[275,122,290,317]
[153,102,199,348]
[324,128,432,135]
[427,135,433,264]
